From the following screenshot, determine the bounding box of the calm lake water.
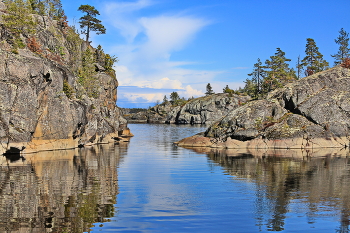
[1,124,350,232]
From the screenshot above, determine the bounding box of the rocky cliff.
[124,93,251,124]
[177,66,350,150]
[0,2,130,154]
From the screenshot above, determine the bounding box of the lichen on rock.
[123,93,251,124]
[177,66,350,150]
[0,2,130,154]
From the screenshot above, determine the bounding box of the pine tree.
[247,58,265,98]
[301,38,329,76]
[332,28,350,65]
[170,92,180,105]
[28,0,64,19]
[263,48,296,94]
[223,85,233,94]
[3,0,37,36]
[163,95,168,104]
[49,0,64,19]
[243,78,257,97]
[205,83,214,95]
[296,55,302,79]
[78,5,106,43]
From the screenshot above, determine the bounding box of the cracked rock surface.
[124,93,251,124]
[177,66,350,149]
[0,6,129,154]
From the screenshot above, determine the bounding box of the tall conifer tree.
[263,48,296,93]
[78,5,106,43]
[332,28,350,65]
[205,83,214,95]
[246,58,265,98]
[300,38,329,75]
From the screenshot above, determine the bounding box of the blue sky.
[61,0,350,108]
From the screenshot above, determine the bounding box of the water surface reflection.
[1,123,349,232]
[0,143,127,232]
[190,147,350,232]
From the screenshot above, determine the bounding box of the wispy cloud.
[101,0,218,106]
[103,0,154,42]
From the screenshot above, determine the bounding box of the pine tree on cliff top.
[300,38,329,76]
[205,83,214,95]
[263,48,296,93]
[246,58,265,98]
[170,91,180,105]
[78,4,106,43]
[332,28,350,65]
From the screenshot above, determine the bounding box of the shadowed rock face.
[177,66,350,149]
[0,3,130,154]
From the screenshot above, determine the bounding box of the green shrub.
[63,80,74,99]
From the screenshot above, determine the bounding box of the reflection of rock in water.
[0,143,127,232]
[199,148,350,232]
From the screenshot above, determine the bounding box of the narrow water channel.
[0,124,349,232]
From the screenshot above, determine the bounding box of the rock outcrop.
[0,3,130,154]
[177,66,350,149]
[124,93,251,124]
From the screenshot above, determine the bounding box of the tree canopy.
[170,91,180,104]
[29,0,64,19]
[263,48,296,93]
[205,83,214,95]
[332,28,350,65]
[2,0,37,36]
[78,4,106,43]
[299,38,329,76]
[247,58,264,98]
[244,49,296,98]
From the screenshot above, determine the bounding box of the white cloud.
[103,0,154,42]
[117,78,204,105]
[101,0,218,106]
[122,92,164,103]
[148,77,183,89]
[139,16,208,58]
[180,85,204,98]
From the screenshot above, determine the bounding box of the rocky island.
[124,93,251,124]
[0,1,130,154]
[177,65,350,150]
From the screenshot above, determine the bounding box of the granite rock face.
[177,66,350,149]
[124,93,251,124]
[170,94,251,125]
[0,4,129,154]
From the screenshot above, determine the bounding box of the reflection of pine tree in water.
[0,143,127,232]
[206,150,350,232]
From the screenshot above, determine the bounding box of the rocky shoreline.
[176,66,350,149]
